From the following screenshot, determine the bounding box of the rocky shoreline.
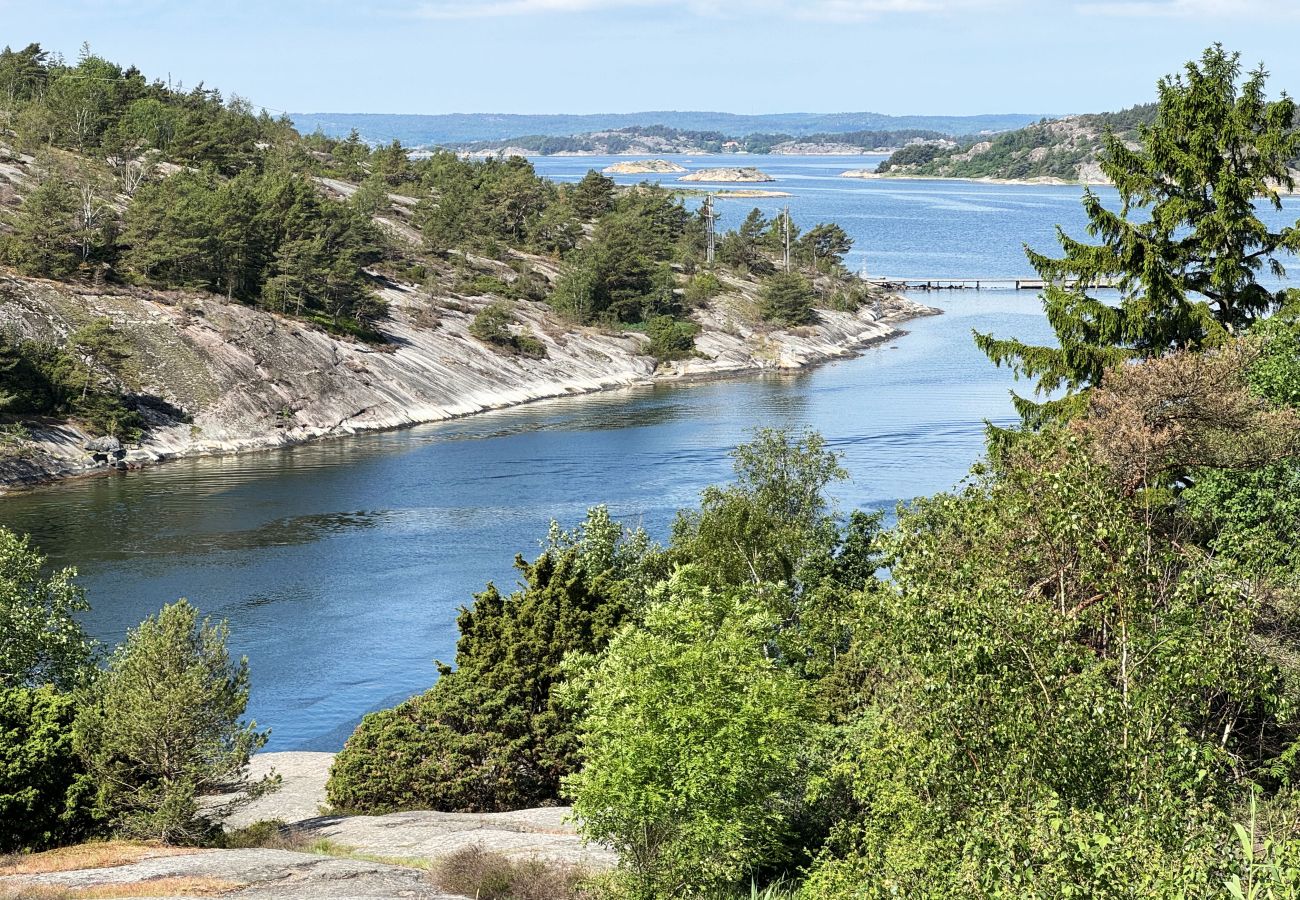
[0,274,937,491]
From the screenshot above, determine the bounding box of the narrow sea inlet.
[6,158,1297,749]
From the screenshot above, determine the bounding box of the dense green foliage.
[802,436,1295,898]
[0,319,142,437]
[122,167,386,327]
[0,686,97,852]
[0,43,388,334]
[0,46,385,327]
[414,152,558,252]
[0,43,292,168]
[1181,316,1300,576]
[327,509,662,813]
[0,529,94,691]
[643,315,700,361]
[0,525,273,852]
[74,599,274,843]
[568,570,815,898]
[0,530,98,853]
[977,46,1300,426]
[549,186,692,325]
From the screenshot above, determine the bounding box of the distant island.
[291,110,1049,147]
[603,160,687,175]
[679,167,774,183]
[450,125,960,157]
[713,189,792,197]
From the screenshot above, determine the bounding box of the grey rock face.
[5,848,463,900]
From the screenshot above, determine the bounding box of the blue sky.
[3,0,1298,116]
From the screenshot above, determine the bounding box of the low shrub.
[644,316,699,362]
[217,819,308,850]
[328,509,660,814]
[684,272,723,305]
[469,302,548,359]
[434,845,588,900]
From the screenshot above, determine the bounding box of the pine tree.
[976,45,1300,426]
[73,599,275,844]
[1,170,82,278]
[570,169,615,220]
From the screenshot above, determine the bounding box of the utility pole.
[783,205,791,274]
[704,194,717,266]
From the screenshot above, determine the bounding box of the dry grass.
[433,845,588,900]
[0,844,198,877]
[0,878,240,899]
[74,876,240,898]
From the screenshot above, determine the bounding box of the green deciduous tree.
[977,45,1300,427]
[567,569,814,898]
[73,599,275,844]
[0,528,94,692]
[671,428,846,589]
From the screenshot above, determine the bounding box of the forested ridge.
[877,104,1159,181]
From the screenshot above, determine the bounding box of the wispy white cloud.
[409,0,1011,21]
[1074,0,1296,17]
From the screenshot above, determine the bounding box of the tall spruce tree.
[976,45,1300,426]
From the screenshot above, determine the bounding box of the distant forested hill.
[290,110,1050,146]
[875,105,1158,182]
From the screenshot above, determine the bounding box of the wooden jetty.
[864,276,1119,292]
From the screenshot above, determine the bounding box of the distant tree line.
[453,125,954,156]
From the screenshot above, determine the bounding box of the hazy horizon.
[285,107,1057,118]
